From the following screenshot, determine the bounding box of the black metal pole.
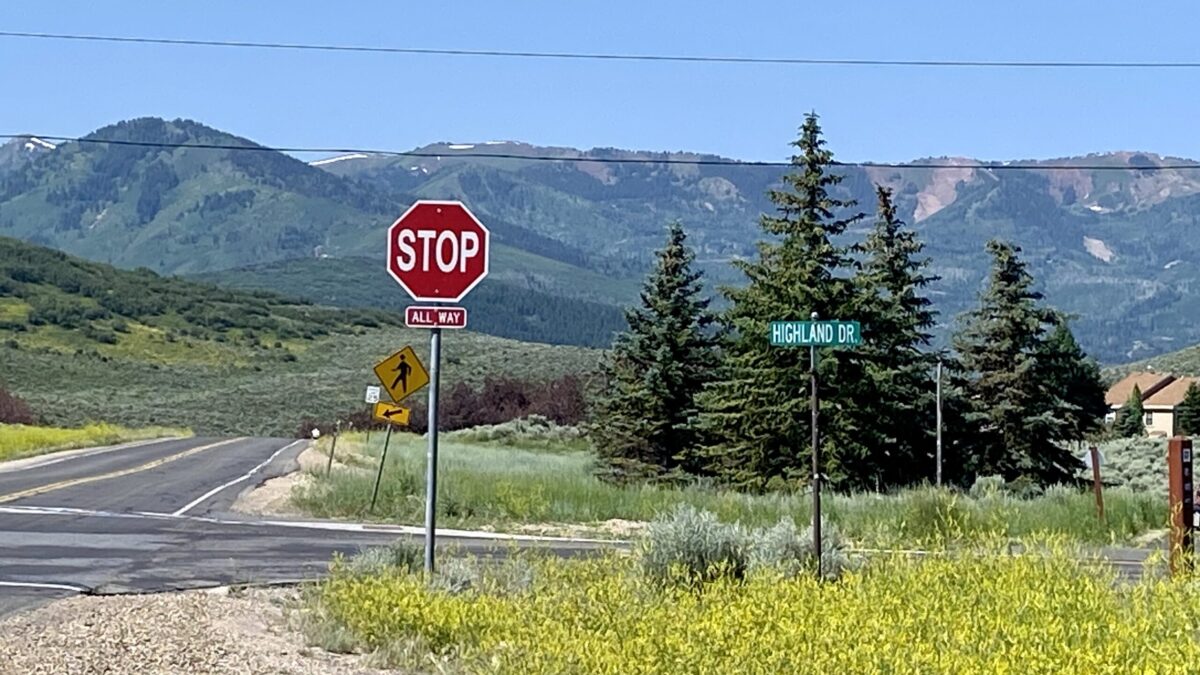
[369,424,393,513]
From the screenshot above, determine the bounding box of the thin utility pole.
[935,360,943,487]
[810,311,822,579]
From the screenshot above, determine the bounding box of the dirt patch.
[513,518,646,540]
[232,445,338,517]
[0,588,385,675]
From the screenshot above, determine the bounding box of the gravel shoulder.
[0,587,388,675]
[231,445,336,517]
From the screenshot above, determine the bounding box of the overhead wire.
[1,134,1195,172]
[2,30,1200,69]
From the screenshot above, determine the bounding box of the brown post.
[1167,436,1194,576]
[1089,445,1104,521]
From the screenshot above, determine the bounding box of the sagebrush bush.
[346,540,423,576]
[447,415,583,447]
[639,504,750,585]
[749,517,856,580]
[640,506,856,584]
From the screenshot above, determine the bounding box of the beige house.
[1105,372,1199,437]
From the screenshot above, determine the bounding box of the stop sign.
[386,200,490,302]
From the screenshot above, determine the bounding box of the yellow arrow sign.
[373,402,412,426]
[372,346,430,403]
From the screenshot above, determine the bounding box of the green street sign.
[770,320,862,347]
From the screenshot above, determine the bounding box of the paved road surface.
[0,436,1168,619]
[0,436,604,618]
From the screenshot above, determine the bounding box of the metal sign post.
[369,425,394,513]
[425,327,442,575]
[769,314,862,579]
[1168,436,1194,576]
[935,360,943,487]
[809,314,821,578]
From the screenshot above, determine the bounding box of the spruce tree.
[951,240,1078,483]
[697,113,864,489]
[1176,382,1200,436]
[848,186,940,487]
[1114,385,1146,438]
[591,222,718,479]
[1036,317,1108,443]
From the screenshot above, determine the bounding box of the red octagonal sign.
[386,200,490,302]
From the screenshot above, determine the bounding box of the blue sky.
[4,1,1200,163]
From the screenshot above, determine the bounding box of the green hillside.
[0,236,600,435]
[8,118,1200,361]
[194,256,628,348]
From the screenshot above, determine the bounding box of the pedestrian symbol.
[373,346,430,403]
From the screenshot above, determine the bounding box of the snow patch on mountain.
[1084,236,1115,262]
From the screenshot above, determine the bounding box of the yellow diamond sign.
[372,346,429,403]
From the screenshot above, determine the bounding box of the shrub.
[0,387,35,425]
[639,504,750,585]
[346,540,423,577]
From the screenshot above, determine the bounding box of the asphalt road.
[0,436,605,618]
[0,436,1169,619]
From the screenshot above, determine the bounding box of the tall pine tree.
[697,113,864,490]
[1176,382,1200,436]
[1035,317,1107,444]
[1114,385,1146,438]
[591,222,718,479]
[848,186,940,487]
[952,240,1079,483]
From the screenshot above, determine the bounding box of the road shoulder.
[0,587,387,675]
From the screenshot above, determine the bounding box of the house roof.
[1144,377,1200,408]
[1106,372,1176,407]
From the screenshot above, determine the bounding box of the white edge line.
[0,580,87,592]
[171,440,305,517]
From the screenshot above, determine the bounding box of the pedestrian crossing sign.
[372,345,430,403]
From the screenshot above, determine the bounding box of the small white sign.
[365,385,381,404]
[1081,449,1104,470]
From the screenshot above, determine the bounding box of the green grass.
[0,328,599,437]
[293,433,1164,545]
[0,422,190,462]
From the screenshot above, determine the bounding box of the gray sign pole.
[809,311,822,579]
[369,425,393,512]
[424,326,442,575]
[935,360,943,487]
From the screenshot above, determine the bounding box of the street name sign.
[770,320,862,347]
[406,306,468,329]
[364,385,381,404]
[372,346,430,403]
[372,401,412,426]
[387,200,490,302]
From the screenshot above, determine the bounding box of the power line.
[3,134,1196,171]
[3,30,1200,70]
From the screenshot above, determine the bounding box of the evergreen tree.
[1036,317,1108,443]
[697,113,864,489]
[1176,382,1200,436]
[1114,385,1146,438]
[848,186,940,487]
[951,240,1079,483]
[591,222,718,479]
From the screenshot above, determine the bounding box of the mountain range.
[3,117,1200,361]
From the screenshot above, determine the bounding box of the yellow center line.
[0,437,248,504]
